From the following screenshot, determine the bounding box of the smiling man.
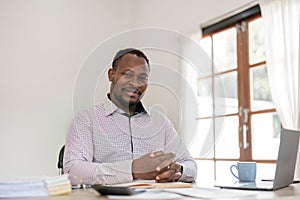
[64,48,197,185]
[108,50,149,115]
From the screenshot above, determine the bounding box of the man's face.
[108,53,149,109]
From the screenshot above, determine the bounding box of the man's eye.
[139,76,148,83]
[123,72,133,78]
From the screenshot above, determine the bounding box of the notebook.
[214,128,300,191]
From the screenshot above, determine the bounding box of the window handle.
[243,124,249,149]
[239,107,250,149]
[240,107,250,123]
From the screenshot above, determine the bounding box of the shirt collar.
[104,93,149,117]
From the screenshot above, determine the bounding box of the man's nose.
[128,76,144,87]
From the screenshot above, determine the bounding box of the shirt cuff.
[178,164,195,182]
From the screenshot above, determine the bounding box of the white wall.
[0,0,254,178]
[0,0,132,178]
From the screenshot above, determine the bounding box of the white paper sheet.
[161,187,258,199]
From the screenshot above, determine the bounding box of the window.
[191,5,280,184]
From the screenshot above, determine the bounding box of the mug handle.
[230,165,239,180]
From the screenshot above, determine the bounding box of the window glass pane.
[215,72,238,115]
[250,65,274,111]
[200,36,212,60]
[195,160,215,186]
[252,113,281,160]
[189,118,214,158]
[249,18,265,65]
[183,63,199,97]
[197,78,213,117]
[213,28,237,72]
[215,116,239,159]
[257,163,276,180]
[197,77,212,96]
[216,161,237,182]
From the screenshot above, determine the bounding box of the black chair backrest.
[57,145,65,175]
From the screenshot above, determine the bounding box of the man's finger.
[150,151,164,157]
[156,171,182,183]
[169,163,182,173]
[155,152,175,161]
[156,158,174,172]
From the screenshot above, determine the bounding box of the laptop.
[214,128,300,191]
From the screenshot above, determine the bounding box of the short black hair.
[112,48,150,70]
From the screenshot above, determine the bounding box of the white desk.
[3,183,300,199]
[57,183,300,200]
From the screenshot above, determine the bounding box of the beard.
[112,91,141,110]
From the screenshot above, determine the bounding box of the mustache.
[122,86,142,95]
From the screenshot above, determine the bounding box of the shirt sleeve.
[163,116,197,182]
[63,110,134,185]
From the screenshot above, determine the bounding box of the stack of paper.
[45,175,71,196]
[0,175,71,198]
[0,178,48,198]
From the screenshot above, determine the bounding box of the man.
[64,48,197,185]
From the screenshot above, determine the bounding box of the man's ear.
[108,68,114,82]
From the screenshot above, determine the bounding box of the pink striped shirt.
[64,97,197,185]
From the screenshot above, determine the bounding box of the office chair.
[57,145,65,175]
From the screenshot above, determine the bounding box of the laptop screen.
[273,128,300,190]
